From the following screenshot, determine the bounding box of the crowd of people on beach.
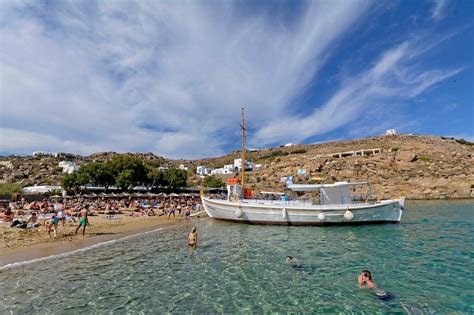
[0,194,203,238]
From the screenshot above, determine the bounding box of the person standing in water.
[75,207,89,236]
[185,207,191,223]
[358,270,394,301]
[188,227,197,248]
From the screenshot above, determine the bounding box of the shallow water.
[1,200,473,313]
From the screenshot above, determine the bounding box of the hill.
[0,135,473,199]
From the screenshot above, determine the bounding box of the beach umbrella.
[145,192,155,197]
[50,194,62,199]
[121,192,130,197]
[157,192,167,197]
[169,193,179,197]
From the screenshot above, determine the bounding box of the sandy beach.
[0,213,196,267]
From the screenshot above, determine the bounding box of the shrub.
[455,138,474,146]
[290,149,307,155]
[0,183,22,195]
[417,156,431,162]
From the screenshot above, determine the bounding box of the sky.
[0,0,473,159]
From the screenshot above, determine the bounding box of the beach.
[0,213,193,267]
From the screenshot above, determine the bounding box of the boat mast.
[241,108,245,197]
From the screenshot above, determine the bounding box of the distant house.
[179,164,189,171]
[385,129,397,136]
[196,166,209,175]
[58,161,79,174]
[33,151,77,158]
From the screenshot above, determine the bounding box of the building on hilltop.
[385,129,397,136]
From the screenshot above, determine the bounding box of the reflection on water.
[0,200,473,313]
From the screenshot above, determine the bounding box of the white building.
[23,185,63,194]
[58,161,79,174]
[179,164,189,171]
[196,166,209,175]
[33,151,76,158]
[233,159,254,171]
[385,129,397,136]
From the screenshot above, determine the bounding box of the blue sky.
[0,0,473,158]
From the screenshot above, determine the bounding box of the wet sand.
[0,214,196,267]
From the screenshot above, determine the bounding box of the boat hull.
[201,196,403,226]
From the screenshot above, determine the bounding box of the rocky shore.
[1,135,473,200]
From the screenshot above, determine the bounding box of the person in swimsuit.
[168,208,176,220]
[75,207,89,236]
[26,212,40,228]
[358,270,394,301]
[188,227,197,248]
[185,208,191,223]
[45,215,59,238]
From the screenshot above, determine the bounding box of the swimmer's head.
[285,256,293,262]
[362,270,372,280]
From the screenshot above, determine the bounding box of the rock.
[13,171,25,179]
[20,178,34,186]
[396,151,417,162]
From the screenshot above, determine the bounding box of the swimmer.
[285,256,307,272]
[188,227,197,248]
[358,270,394,301]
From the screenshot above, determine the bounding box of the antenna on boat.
[240,108,245,197]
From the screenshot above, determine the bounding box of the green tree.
[0,183,22,195]
[146,166,166,188]
[109,156,148,186]
[116,170,134,190]
[164,168,188,189]
[201,175,224,188]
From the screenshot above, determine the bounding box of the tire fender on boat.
[318,212,325,221]
[344,210,354,221]
[236,207,243,218]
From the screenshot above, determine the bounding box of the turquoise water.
[0,200,473,313]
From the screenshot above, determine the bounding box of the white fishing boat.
[201,109,405,225]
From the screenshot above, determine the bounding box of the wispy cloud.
[0,0,372,158]
[431,0,448,21]
[253,38,463,145]
[0,0,467,158]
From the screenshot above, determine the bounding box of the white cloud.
[0,0,373,158]
[431,0,448,21]
[253,39,463,145]
[0,1,464,158]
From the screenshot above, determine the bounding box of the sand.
[0,213,194,267]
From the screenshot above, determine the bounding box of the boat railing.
[240,198,313,206]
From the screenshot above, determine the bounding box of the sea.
[0,200,473,314]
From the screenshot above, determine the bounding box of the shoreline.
[0,215,190,268]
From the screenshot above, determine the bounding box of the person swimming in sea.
[285,256,314,274]
[358,270,394,301]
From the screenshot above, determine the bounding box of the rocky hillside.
[1,135,473,199]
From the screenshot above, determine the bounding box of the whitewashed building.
[196,166,209,175]
[385,129,397,136]
[179,164,189,171]
[58,161,79,174]
[23,185,63,194]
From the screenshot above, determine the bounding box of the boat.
[201,109,405,225]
